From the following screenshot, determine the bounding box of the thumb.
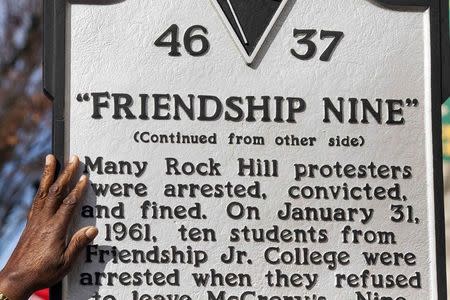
[64,226,98,268]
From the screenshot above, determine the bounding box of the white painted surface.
[65,1,436,299]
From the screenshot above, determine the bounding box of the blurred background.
[0,1,50,298]
[0,1,448,300]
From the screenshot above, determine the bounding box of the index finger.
[55,174,89,232]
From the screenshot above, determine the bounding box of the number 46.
[154,24,210,57]
[291,29,344,61]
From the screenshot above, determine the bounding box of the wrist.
[0,269,32,300]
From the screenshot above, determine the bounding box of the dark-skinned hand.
[0,154,98,300]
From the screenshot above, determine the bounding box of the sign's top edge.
[66,0,430,8]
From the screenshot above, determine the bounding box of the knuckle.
[36,188,48,199]
[75,234,88,248]
[49,183,63,196]
[74,239,83,249]
[64,165,75,176]
[41,168,51,179]
[62,195,78,207]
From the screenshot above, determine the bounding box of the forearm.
[0,269,31,300]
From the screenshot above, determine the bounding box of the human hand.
[0,154,98,300]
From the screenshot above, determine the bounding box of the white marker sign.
[43,0,449,299]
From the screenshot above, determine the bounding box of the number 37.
[291,29,344,61]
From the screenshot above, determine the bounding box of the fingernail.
[45,154,53,165]
[79,175,88,182]
[85,227,98,240]
[70,155,78,163]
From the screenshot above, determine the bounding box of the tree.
[0,0,51,259]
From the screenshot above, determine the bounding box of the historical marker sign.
[44,0,449,299]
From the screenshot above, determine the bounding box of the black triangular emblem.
[211,0,289,65]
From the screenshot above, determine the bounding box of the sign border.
[43,0,449,299]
